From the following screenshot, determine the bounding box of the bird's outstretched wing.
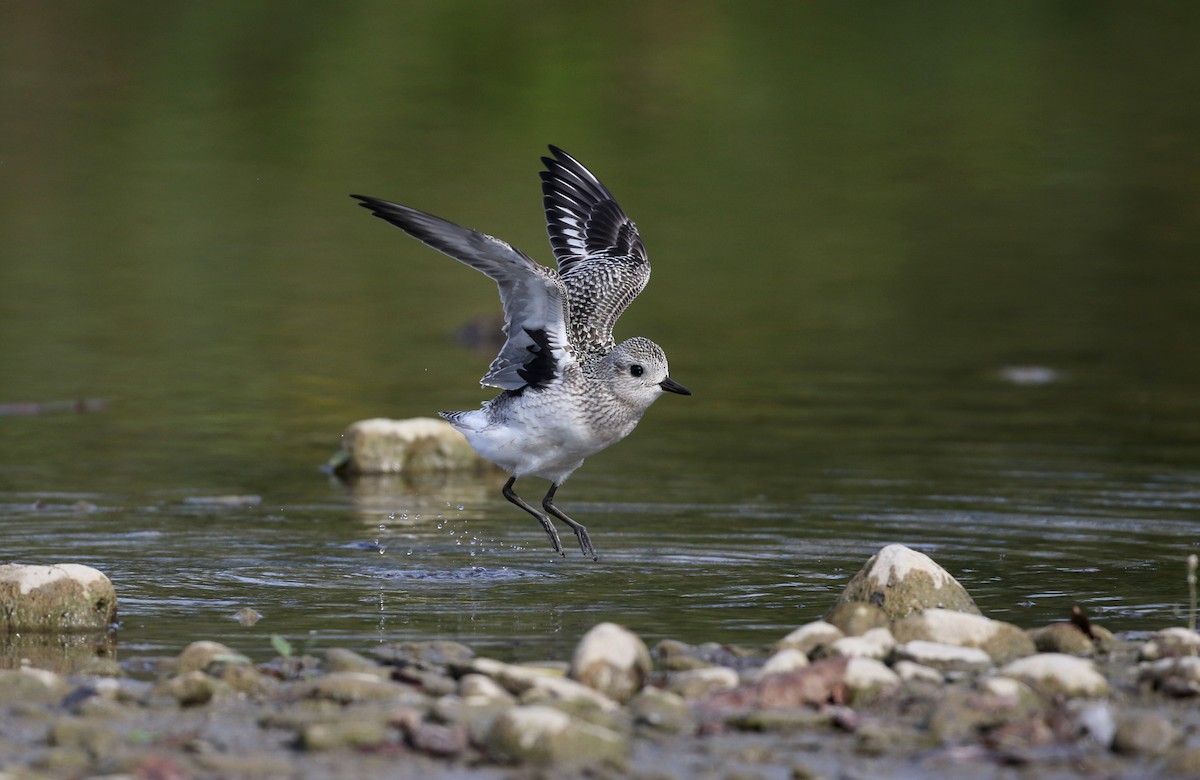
[352,195,573,391]
[540,146,651,352]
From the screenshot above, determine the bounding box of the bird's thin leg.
[542,483,597,561]
[502,476,564,556]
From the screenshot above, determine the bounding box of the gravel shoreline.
[3,545,1200,779]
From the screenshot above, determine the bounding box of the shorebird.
[352,146,690,560]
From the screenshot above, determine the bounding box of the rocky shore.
[3,544,1200,779]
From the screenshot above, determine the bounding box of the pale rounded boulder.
[999,653,1110,698]
[0,564,117,632]
[827,544,979,621]
[330,417,497,476]
[892,608,1035,664]
[568,622,652,703]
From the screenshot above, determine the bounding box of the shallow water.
[2,4,1199,664]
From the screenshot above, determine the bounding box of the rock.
[757,649,810,678]
[297,672,418,704]
[999,653,1109,697]
[323,647,389,677]
[1028,623,1096,656]
[568,622,651,703]
[373,639,475,670]
[1168,746,1200,777]
[627,687,697,734]
[154,671,231,706]
[652,639,755,671]
[893,660,943,684]
[408,720,468,757]
[893,641,992,673]
[666,666,739,700]
[830,627,895,660]
[330,417,495,476]
[1137,656,1200,696]
[0,668,68,705]
[827,544,979,621]
[486,704,627,766]
[775,621,843,656]
[978,675,1039,706]
[892,609,1035,664]
[703,658,849,710]
[1113,711,1177,755]
[471,658,619,712]
[177,640,248,674]
[1138,627,1200,661]
[1076,701,1116,747]
[824,602,890,637]
[459,673,515,703]
[300,719,391,750]
[0,563,117,631]
[843,657,901,703]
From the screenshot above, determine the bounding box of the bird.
[351,146,690,560]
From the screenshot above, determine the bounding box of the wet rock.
[0,668,68,705]
[774,620,843,656]
[459,673,514,703]
[1168,746,1200,777]
[49,716,122,755]
[471,657,619,712]
[725,708,834,733]
[843,657,901,703]
[824,602,890,638]
[652,639,754,671]
[756,649,809,678]
[0,563,117,631]
[233,607,262,626]
[666,666,739,699]
[827,544,980,621]
[830,627,895,660]
[433,693,514,745]
[373,639,474,671]
[1028,623,1097,656]
[703,658,849,710]
[155,670,231,706]
[486,704,627,766]
[1137,656,1200,696]
[408,720,468,757]
[628,687,697,734]
[998,653,1109,697]
[177,640,249,674]
[892,609,1035,664]
[300,719,391,750]
[569,622,651,703]
[893,640,992,673]
[330,417,494,476]
[297,672,421,704]
[1076,701,1116,747]
[1113,711,1177,755]
[323,647,389,677]
[1138,627,1200,661]
[978,675,1040,707]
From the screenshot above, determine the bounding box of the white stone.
[844,657,901,695]
[776,620,843,653]
[895,640,992,671]
[894,660,943,684]
[831,627,896,660]
[666,666,739,699]
[906,609,999,645]
[865,544,953,590]
[980,676,1025,698]
[471,658,619,712]
[1138,627,1200,661]
[569,622,650,703]
[1,563,109,596]
[757,649,809,678]
[459,673,514,703]
[1000,653,1109,697]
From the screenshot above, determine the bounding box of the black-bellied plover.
[352,146,690,560]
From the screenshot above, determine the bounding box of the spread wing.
[540,146,651,351]
[351,195,574,391]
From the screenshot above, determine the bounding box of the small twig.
[1188,554,1198,633]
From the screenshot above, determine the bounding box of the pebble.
[1112,711,1177,755]
[1138,627,1200,661]
[757,648,810,677]
[667,666,740,699]
[893,608,1035,664]
[486,704,627,766]
[893,640,992,673]
[775,620,844,656]
[830,627,895,660]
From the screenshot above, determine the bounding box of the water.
[2,3,1199,665]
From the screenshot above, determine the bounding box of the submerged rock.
[0,563,117,631]
[329,417,495,476]
[827,544,980,620]
[568,622,651,704]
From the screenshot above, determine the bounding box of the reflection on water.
[2,4,1200,666]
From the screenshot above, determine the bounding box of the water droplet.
[388,513,396,521]
[400,512,409,521]
[406,549,413,556]
[378,523,387,531]
[378,547,386,554]
[457,504,464,511]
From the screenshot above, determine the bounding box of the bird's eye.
[629,364,644,377]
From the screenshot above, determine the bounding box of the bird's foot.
[574,526,597,561]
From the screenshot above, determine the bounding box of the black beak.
[659,377,692,396]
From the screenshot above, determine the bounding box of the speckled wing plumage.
[351,195,574,392]
[540,146,651,352]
